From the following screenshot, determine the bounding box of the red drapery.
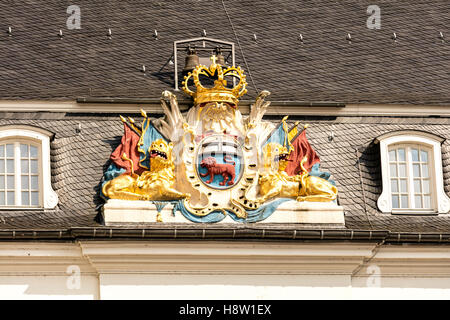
[110,123,144,175]
[285,130,320,175]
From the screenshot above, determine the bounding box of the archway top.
[374,130,445,145]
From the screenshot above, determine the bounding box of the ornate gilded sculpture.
[102,138,190,201]
[101,54,339,223]
[296,158,338,202]
[258,143,337,203]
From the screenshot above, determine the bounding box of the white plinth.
[102,199,345,225]
[259,201,345,224]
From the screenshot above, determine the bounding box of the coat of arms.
[101,56,339,223]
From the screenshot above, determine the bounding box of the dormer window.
[388,145,432,210]
[376,131,450,214]
[0,142,40,206]
[0,126,58,209]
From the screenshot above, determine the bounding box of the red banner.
[285,130,320,175]
[110,123,144,175]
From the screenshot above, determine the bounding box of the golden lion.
[102,138,190,202]
[258,142,337,203]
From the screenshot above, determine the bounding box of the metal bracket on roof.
[173,37,235,91]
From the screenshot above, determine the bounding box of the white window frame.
[375,130,450,214]
[0,125,58,209]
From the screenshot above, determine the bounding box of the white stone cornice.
[0,241,449,279]
[78,240,377,275]
[353,245,450,277]
[0,100,450,117]
[0,242,95,275]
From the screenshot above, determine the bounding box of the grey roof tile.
[0,0,448,104]
[0,114,449,232]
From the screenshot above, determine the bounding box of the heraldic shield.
[196,134,244,189]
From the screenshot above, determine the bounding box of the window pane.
[401,195,408,208]
[398,164,406,177]
[414,196,422,208]
[413,164,420,177]
[414,180,421,193]
[423,196,431,209]
[390,164,397,177]
[0,191,4,205]
[0,160,3,173]
[21,175,29,190]
[389,150,396,161]
[7,191,14,205]
[392,195,399,208]
[391,180,398,192]
[0,176,4,189]
[31,192,39,206]
[423,180,430,193]
[30,160,38,174]
[30,146,38,158]
[21,160,29,174]
[387,146,435,210]
[6,175,14,189]
[21,192,29,206]
[411,149,419,162]
[422,165,429,178]
[400,179,408,192]
[6,160,14,173]
[420,150,428,162]
[5,144,13,158]
[398,148,406,161]
[0,145,4,157]
[30,176,38,190]
[20,144,28,158]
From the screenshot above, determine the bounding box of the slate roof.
[0,1,449,240]
[0,0,448,105]
[0,113,450,239]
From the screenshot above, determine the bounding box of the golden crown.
[182,55,247,106]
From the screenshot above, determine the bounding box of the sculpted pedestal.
[102,199,345,226]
